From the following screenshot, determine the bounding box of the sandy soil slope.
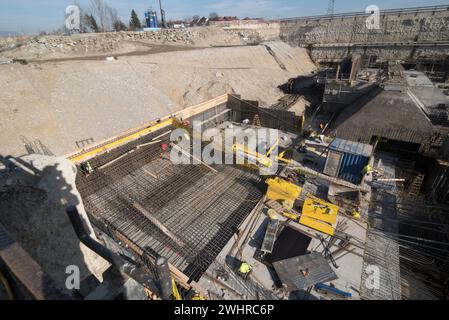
[0,41,315,157]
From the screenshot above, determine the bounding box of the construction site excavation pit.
[5,3,449,301]
[71,94,299,283]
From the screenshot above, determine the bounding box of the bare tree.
[79,0,124,32]
[73,2,92,33]
[105,6,116,29]
[89,0,108,31]
[113,20,127,31]
[106,6,126,31]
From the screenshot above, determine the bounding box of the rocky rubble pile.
[225,29,264,44]
[0,29,196,56]
[122,28,196,44]
[0,26,274,59]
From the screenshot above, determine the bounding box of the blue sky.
[1,0,448,33]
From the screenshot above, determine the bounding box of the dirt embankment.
[0,41,315,157]
[0,26,316,158]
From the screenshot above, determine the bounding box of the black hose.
[66,205,119,266]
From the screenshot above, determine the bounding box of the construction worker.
[300,268,310,277]
[238,262,252,279]
[350,210,361,220]
[298,140,307,153]
[362,164,374,176]
[160,143,169,151]
[319,123,326,132]
[80,161,93,175]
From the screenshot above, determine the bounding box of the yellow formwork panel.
[302,195,339,225]
[69,118,176,164]
[299,195,339,236]
[299,215,335,236]
[266,177,302,203]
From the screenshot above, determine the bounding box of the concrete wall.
[280,6,449,62]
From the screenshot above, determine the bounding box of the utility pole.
[327,0,335,16]
[159,0,166,28]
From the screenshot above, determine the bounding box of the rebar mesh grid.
[76,132,265,282]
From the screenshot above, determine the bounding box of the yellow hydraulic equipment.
[282,211,300,221]
[265,139,293,164]
[266,177,302,203]
[172,278,182,300]
[266,199,300,221]
[191,294,206,300]
[299,195,339,236]
[277,149,293,164]
[233,143,273,168]
[232,139,292,170]
[266,138,280,157]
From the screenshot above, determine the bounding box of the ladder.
[408,174,424,197]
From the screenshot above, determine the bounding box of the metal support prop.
[318,235,339,269]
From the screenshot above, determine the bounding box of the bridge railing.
[281,4,449,22]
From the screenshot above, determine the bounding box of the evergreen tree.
[129,9,141,30]
[84,14,99,32]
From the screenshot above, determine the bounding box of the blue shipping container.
[145,11,149,27]
[326,138,373,184]
[150,11,158,28]
[145,10,158,28]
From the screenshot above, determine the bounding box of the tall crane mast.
[327,0,335,16]
[159,0,166,28]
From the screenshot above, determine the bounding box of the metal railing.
[281,4,449,22]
